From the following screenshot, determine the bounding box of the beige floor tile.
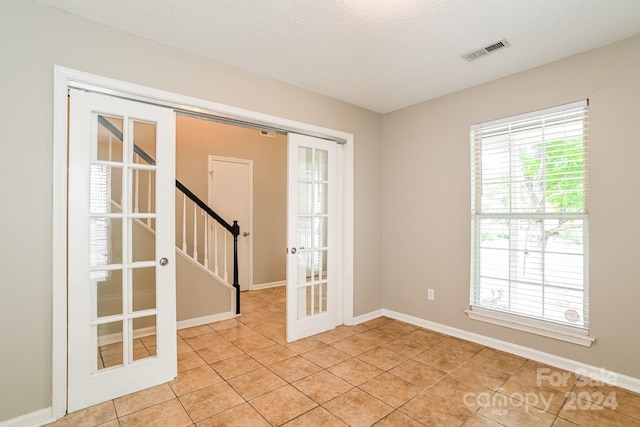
[96,420,120,427]
[178,350,207,372]
[330,335,377,356]
[461,413,505,426]
[324,388,393,427]
[514,361,577,393]
[206,318,243,331]
[196,342,243,364]
[429,374,495,412]
[230,333,275,353]
[177,339,193,354]
[250,384,318,426]
[260,326,286,343]
[400,390,473,426]
[313,329,351,344]
[359,317,394,329]
[412,346,472,372]
[470,348,527,375]
[228,366,287,400]
[375,320,418,337]
[388,359,446,388]
[571,381,640,419]
[301,345,351,368]
[373,410,424,427]
[140,335,157,348]
[404,329,447,347]
[328,358,384,386]
[216,325,259,341]
[178,325,213,339]
[118,398,192,427]
[282,406,348,426]
[360,372,421,408]
[197,402,269,427]
[381,335,430,357]
[184,332,226,351]
[451,360,511,391]
[113,384,176,417]
[44,401,116,427]
[179,382,244,422]
[249,344,297,366]
[551,417,579,427]
[357,328,399,346]
[558,392,640,426]
[281,336,325,354]
[498,375,568,414]
[477,394,556,427]
[357,346,409,371]
[169,365,223,396]
[269,355,322,383]
[209,353,262,380]
[292,370,354,404]
[434,337,484,359]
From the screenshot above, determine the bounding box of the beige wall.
[0,0,382,422]
[382,35,640,378]
[176,116,287,285]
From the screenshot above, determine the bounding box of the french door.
[67,90,176,412]
[286,134,339,341]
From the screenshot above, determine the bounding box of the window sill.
[465,309,595,347]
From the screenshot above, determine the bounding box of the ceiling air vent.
[462,38,511,62]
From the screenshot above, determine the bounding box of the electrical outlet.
[427,289,435,301]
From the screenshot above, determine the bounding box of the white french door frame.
[52,65,354,419]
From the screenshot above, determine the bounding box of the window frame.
[467,100,593,347]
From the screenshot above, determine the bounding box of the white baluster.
[182,194,187,252]
[213,224,219,276]
[146,171,152,227]
[204,214,209,269]
[223,232,228,282]
[193,204,198,261]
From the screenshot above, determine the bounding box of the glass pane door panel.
[95,321,123,371]
[96,271,123,317]
[315,150,328,180]
[131,219,156,262]
[132,120,157,165]
[298,182,313,214]
[132,316,156,362]
[297,217,312,249]
[313,217,327,248]
[132,267,157,311]
[298,147,313,179]
[297,252,313,285]
[130,169,156,214]
[97,115,123,162]
[313,183,328,214]
[90,165,122,214]
[89,217,122,266]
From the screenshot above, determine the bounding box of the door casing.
[52,65,354,419]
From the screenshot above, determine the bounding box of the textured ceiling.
[38,0,640,113]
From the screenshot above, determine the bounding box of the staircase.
[98,115,241,318]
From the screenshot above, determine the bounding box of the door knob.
[243,232,250,237]
[159,257,169,266]
[291,247,297,254]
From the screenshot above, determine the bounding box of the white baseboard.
[98,326,157,346]
[251,280,285,291]
[177,312,234,329]
[355,308,640,395]
[0,407,52,427]
[352,309,385,325]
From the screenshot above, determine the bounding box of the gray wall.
[382,35,640,379]
[0,0,382,422]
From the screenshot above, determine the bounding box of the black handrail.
[98,115,241,314]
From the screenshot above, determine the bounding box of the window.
[469,101,589,340]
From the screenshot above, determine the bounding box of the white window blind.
[470,100,589,333]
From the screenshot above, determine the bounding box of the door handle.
[243,232,250,237]
[291,247,297,254]
[159,257,169,266]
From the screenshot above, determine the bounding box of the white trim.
[352,309,385,325]
[470,99,588,130]
[53,65,354,413]
[381,309,640,394]
[465,309,594,347]
[0,407,53,427]
[177,312,234,329]
[251,280,286,291]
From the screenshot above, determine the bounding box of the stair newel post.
[232,220,240,315]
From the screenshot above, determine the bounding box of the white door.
[208,156,253,291]
[67,90,176,412]
[286,134,339,342]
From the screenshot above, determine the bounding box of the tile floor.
[46,286,640,426]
